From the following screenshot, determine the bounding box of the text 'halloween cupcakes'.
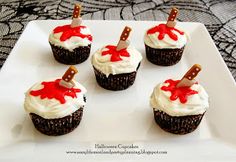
[144,8,187,66]
[49,4,92,65]
[150,64,209,134]
[24,66,86,136]
[91,26,142,91]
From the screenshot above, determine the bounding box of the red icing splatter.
[161,79,198,104]
[53,25,93,42]
[30,79,81,104]
[102,45,130,62]
[147,24,184,41]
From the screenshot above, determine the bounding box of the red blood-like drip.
[53,25,93,42]
[147,24,184,41]
[161,79,198,104]
[102,45,130,62]
[30,79,81,104]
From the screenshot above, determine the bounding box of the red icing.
[147,24,184,41]
[30,79,81,104]
[161,79,198,104]
[53,25,93,42]
[102,45,130,62]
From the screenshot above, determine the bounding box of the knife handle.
[167,7,179,22]
[183,64,201,81]
[62,66,78,82]
[73,3,81,18]
[120,26,132,41]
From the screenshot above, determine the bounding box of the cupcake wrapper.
[153,109,205,135]
[145,44,185,66]
[30,108,83,136]
[50,43,91,65]
[93,63,140,91]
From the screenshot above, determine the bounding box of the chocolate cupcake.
[49,4,92,65]
[24,66,87,136]
[150,64,209,134]
[144,8,187,66]
[91,26,142,91]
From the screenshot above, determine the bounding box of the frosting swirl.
[49,25,92,51]
[150,80,209,116]
[91,45,142,77]
[144,24,187,49]
[24,79,86,119]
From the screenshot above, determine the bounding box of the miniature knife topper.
[147,7,184,41]
[71,3,82,28]
[161,64,202,103]
[52,3,92,42]
[30,66,81,104]
[59,65,78,88]
[116,26,132,51]
[176,64,202,88]
[101,26,132,62]
[166,7,179,28]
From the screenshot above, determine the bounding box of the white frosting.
[24,79,87,119]
[150,81,209,116]
[49,26,92,52]
[144,25,187,49]
[91,45,142,77]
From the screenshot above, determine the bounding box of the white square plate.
[0,20,236,161]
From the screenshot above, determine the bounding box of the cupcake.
[49,4,92,65]
[150,64,209,134]
[24,66,86,136]
[91,26,142,91]
[144,8,187,66]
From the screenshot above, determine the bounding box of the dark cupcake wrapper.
[29,96,86,136]
[93,63,140,91]
[49,43,91,65]
[145,44,185,66]
[153,109,205,135]
[30,107,83,136]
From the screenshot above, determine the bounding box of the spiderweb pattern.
[0,0,235,79]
